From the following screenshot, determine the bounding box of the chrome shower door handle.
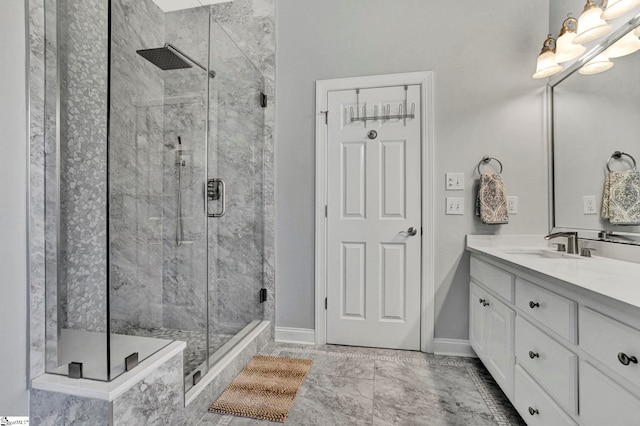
[407,227,417,236]
[207,178,226,217]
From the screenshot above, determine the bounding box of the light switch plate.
[507,196,518,214]
[446,197,464,215]
[446,173,464,190]
[583,195,597,214]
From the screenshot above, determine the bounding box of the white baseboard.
[433,338,477,357]
[274,327,316,345]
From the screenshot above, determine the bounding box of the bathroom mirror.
[550,14,640,244]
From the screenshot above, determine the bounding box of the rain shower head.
[136,43,216,79]
[136,47,192,71]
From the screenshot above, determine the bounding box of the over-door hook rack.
[477,156,503,175]
[349,86,416,124]
[607,151,637,172]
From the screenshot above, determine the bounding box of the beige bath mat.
[208,355,312,422]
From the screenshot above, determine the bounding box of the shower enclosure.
[43,0,266,393]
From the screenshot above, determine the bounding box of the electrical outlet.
[446,197,464,215]
[583,195,597,214]
[446,173,464,190]
[507,196,518,214]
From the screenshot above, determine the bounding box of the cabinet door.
[469,281,487,358]
[485,296,515,399]
[580,361,640,426]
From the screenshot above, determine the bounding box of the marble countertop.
[466,235,640,310]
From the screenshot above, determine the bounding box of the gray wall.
[275,0,550,339]
[0,0,29,415]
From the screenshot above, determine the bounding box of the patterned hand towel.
[601,170,640,225]
[475,173,509,225]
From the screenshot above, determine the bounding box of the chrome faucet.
[544,232,579,254]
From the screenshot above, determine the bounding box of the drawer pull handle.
[618,352,638,366]
[479,298,486,304]
[529,301,540,309]
[528,407,539,416]
[482,301,490,307]
[529,351,540,359]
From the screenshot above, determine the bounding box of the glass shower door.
[206,17,265,362]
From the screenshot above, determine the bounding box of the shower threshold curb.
[31,340,186,401]
[185,320,270,406]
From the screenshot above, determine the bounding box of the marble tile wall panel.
[112,351,184,424]
[56,0,109,332]
[30,389,110,426]
[28,0,46,380]
[109,0,166,332]
[209,0,276,329]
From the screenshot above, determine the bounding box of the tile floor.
[198,342,526,425]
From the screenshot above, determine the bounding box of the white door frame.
[314,71,435,353]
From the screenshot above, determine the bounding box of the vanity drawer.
[580,306,640,385]
[470,257,514,301]
[515,278,577,343]
[514,365,576,426]
[579,360,640,426]
[515,316,578,414]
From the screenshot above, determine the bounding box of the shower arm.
[164,43,216,79]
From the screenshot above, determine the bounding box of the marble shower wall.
[29,0,46,379]
[56,0,109,333]
[108,0,166,332]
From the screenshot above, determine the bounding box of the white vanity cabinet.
[469,253,640,426]
[469,258,516,399]
[469,281,515,398]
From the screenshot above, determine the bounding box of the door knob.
[407,227,417,236]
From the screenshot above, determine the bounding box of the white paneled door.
[326,85,421,350]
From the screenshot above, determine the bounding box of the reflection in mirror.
[552,20,640,244]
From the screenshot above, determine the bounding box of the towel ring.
[607,151,637,172]
[477,156,503,175]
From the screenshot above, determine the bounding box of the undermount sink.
[497,247,585,260]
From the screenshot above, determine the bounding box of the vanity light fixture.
[604,30,640,57]
[601,0,640,20]
[579,53,614,74]
[573,0,613,45]
[555,17,587,62]
[533,35,563,79]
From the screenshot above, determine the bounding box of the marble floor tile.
[197,342,525,426]
[276,350,375,380]
[373,360,492,425]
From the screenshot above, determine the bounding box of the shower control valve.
[207,179,221,201]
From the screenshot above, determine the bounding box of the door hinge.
[325,205,328,217]
[259,288,267,303]
[421,227,423,235]
[320,110,328,125]
[260,92,267,108]
[325,297,327,310]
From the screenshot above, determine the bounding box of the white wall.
[275,0,550,339]
[0,0,30,416]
